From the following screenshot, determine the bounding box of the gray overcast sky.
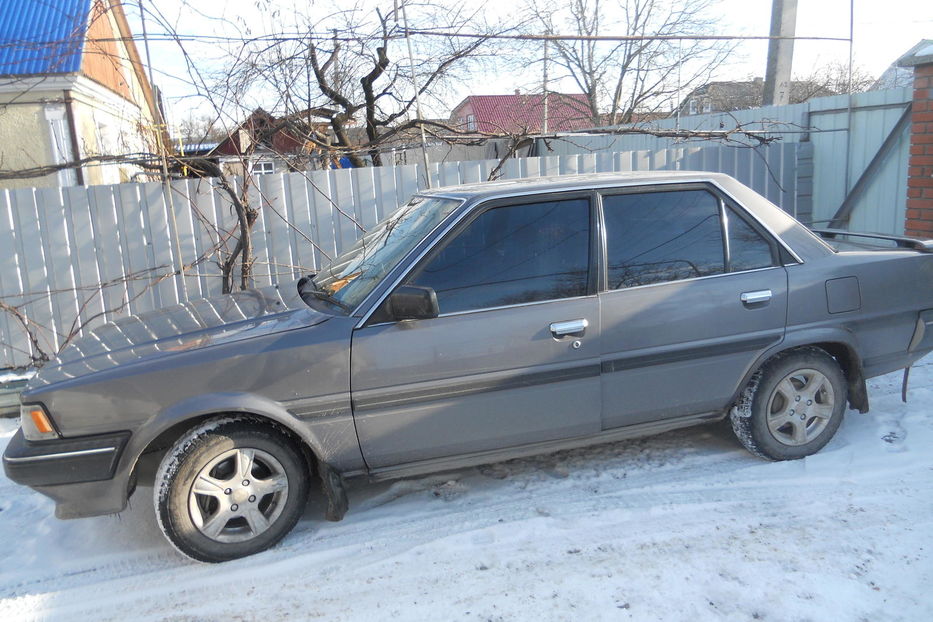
[129,0,932,130]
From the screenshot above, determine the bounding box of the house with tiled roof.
[0,0,164,188]
[202,108,339,179]
[449,92,593,134]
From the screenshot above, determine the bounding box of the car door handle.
[550,318,588,337]
[740,290,772,305]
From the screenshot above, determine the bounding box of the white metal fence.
[0,144,798,368]
[540,88,912,234]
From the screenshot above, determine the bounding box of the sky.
[129,0,932,132]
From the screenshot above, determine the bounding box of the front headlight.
[21,403,60,441]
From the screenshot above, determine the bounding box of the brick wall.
[906,63,933,237]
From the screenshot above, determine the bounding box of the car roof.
[420,170,734,200]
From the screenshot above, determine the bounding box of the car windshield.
[308,196,462,310]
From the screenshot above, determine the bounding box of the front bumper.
[3,428,133,518]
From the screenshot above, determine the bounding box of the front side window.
[604,189,725,289]
[407,198,591,314]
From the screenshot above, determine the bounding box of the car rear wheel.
[154,417,309,562]
[730,347,847,460]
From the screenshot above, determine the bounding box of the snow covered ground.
[1,363,931,621]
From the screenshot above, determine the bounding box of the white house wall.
[70,75,158,185]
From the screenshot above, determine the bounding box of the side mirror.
[387,285,439,321]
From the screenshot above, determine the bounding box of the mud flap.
[902,366,911,403]
[317,460,348,522]
[847,360,870,414]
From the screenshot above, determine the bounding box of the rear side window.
[726,208,775,272]
[408,198,591,314]
[603,190,724,289]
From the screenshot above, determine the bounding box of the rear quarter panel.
[785,250,933,377]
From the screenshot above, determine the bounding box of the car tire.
[154,417,310,563]
[730,347,847,461]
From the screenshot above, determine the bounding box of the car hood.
[27,280,330,391]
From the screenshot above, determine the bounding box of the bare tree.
[791,61,876,102]
[145,1,508,295]
[176,114,229,145]
[523,0,733,125]
[219,1,504,167]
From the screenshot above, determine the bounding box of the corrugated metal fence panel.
[543,87,912,231]
[418,145,797,211]
[0,191,24,365]
[809,89,912,233]
[1,145,795,367]
[8,188,59,355]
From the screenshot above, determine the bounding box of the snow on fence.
[0,143,798,367]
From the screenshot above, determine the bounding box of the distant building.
[679,78,836,116]
[0,0,166,188]
[210,109,307,178]
[204,108,336,179]
[449,92,593,134]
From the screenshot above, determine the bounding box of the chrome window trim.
[355,177,803,328]
[706,180,803,264]
[598,265,784,296]
[720,195,783,272]
[416,191,466,200]
[362,295,599,328]
[436,294,598,320]
[719,197,733,271]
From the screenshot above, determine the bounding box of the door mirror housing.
[387,285,439,321]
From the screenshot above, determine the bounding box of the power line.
[401,30,852,43]
[0,31,853,47]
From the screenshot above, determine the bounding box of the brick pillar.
[901,45,933,237]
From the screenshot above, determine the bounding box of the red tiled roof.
[452,94,593,133]
[213,109,305,157]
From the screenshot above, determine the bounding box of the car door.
[351,193,601,468]
[598,185,789,429]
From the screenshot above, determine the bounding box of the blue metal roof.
[0,0,92,77]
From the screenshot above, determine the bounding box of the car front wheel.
[731,347,848,461]
[154,417,310,562]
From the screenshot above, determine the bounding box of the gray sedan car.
[5,172,933,562]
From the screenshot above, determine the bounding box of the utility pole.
[762,0,798,106]
[542,38,549,134]
[395,1,431,188]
